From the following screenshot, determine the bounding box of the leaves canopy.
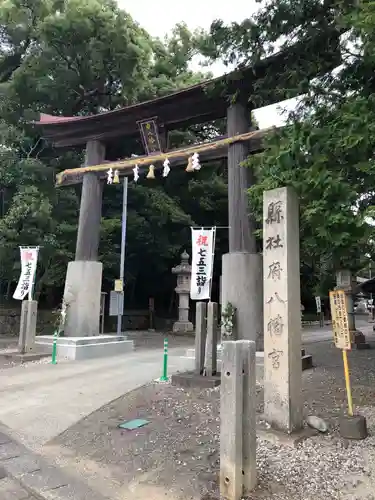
[0,0,227,307]
[200,0,375,297]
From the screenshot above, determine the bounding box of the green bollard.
[160,338,168,381]
[51,330,58,365]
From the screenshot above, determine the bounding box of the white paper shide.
[190,228,215,300]
[13,247,39,300]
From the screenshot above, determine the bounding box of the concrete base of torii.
[45,260,134,360]
[36,334,134,361]
[63,261,103,337]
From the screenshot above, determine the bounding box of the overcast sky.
[117,0,295,128]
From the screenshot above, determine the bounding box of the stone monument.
[263,187,303,433]
[172,251,194,334]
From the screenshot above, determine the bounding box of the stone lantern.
[172,251,194,334]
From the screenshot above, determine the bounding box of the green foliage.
[0,0,226,307]
[5,0,375,309]
[199,0,375,298]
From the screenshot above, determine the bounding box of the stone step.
[36,334,127,346]
[36,335,134,361]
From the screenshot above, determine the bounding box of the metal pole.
[160,338,169,381]
[51,330,58,365]
[209,227,217,302]
[117,177,128,335]
[342,349,353,416]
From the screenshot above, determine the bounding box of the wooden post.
[205,301,218,376]
[239,340,257,494]
[75,140,105,261]
[227,101,256,253]
[195,302,207,375]
[220,341,243,500]
[220,340,257,500]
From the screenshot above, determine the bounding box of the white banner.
[190,228,215,300]
[315,296,322,313]
[13,247,39,301]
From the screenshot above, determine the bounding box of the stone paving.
[0,425,111,500]
[0,339,194,451]
[0,477,38,499]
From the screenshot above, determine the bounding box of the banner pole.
[209,227,216,301]
[28,246,39,301]
[342,349,354,416]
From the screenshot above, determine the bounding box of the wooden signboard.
[114,279,123,292]
[329,290,351,350]
[137,118,162,155]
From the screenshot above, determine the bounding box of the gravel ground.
[45,340,375,500]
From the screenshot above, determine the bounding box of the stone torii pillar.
[172,251,194,334]
[63,140,105,337]
[221,99,263,350]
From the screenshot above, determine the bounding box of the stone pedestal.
[221,252,263,350]
[172,251,194,334]
[173,292,194,333]
[263,187,303,434]
[63,261,103,337]
[18,300,38,354]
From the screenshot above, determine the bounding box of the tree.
[199,0,375,299]
[0,0,226,308]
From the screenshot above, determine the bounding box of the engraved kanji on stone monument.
[268,261,283,281]
[263,187,302,433]
[265,234,283,250]
[266,201,284,225]
[267,314,284,337]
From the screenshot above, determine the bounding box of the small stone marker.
[263,187,303,433]
[220,340,256,500]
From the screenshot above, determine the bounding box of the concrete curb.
[0,423,109,500]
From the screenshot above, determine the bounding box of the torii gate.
[34,34,340,345]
